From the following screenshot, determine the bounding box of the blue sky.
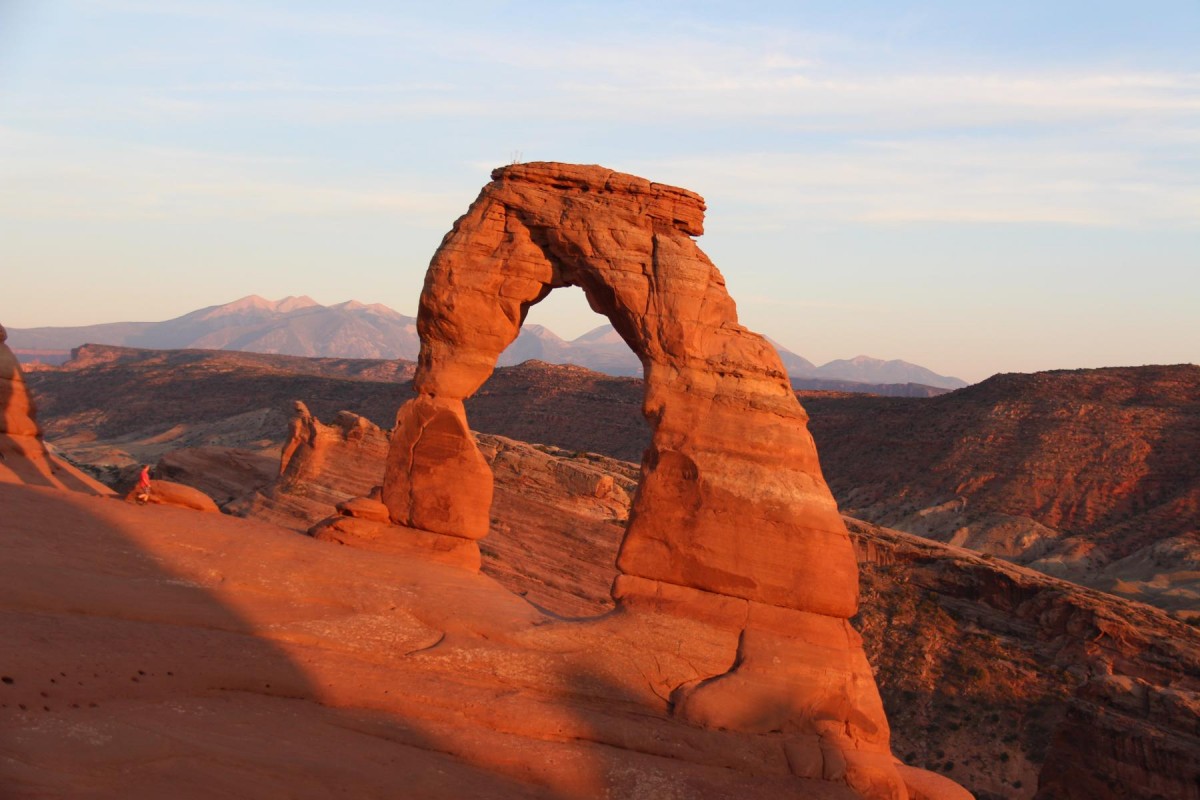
[1,1,1197,381]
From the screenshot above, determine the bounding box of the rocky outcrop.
[2,479,898,800]
[229,402,391,528]
[226,400,632,617]
[850,518,1200,800]
[804,365,1200,617]
[0,323,111,495]
[123,479,220,513]
[475,434,636,616]
[19,332,1196,798]
[154,446,279,507]
[376,163,952,798]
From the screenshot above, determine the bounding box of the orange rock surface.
[123,479,220,513]
[1,481,870,799]
[230,401,390,527]
[376,163,956,798]
[0,322,111,495]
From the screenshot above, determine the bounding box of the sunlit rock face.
[378,163,966,798]
[0,322,111,495]
[387,162,856,613]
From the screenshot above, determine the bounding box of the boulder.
[124,479,220,513]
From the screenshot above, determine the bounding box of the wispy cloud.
[80,0,405,38]
[632,132,1200,228]
[5,5,1198,230]
[0,127,463,223]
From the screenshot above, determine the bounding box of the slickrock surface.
[375,162,939,798]
[154,446,279,508]
[0,323,111,495]
[19,340,1200,798]
[478,435,636,618]
[221,404,1200,799]
[0,481,876,800]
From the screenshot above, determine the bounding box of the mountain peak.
[275,296,320,313]
[572,325,624,344]
[204,295,320,318]
[223,295,273,311]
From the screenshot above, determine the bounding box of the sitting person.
[135,464,153,504]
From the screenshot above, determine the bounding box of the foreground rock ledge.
[373,162,970,799]
[2,482,972,800]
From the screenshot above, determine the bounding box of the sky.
[1,1,1197,383]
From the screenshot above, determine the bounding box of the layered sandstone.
[375,163,950,798]
[804,365,1200,616]
[0,323,111,495]
[224,400,633,617]
[851,518,1200,800]
[228,402,391,528]
[3,481,874,799]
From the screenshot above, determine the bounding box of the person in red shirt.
[136,465,152,504]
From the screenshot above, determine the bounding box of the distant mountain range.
[8,295,968,390]
[10,295,420,362]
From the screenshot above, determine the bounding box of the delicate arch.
[382,162,857,617]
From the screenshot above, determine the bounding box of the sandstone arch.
[377,163,946,798]
[383,162,857,617]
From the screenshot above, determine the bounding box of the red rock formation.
[804,365,1200,616]
[378,163,951,799]
[155,446,278,507]
[850,517,1200,800]
[230,402,391,528]
[2,479,893,799]
[0,323,111,495]
[383,396,493,539]
[123,478,220,512]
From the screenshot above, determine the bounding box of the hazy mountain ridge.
[9,296,967,389]
[9,295,419,362]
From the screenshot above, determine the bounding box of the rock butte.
[365,162,969,798]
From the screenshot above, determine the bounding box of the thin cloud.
[0,128,463,223]
[635,134,1200,227]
